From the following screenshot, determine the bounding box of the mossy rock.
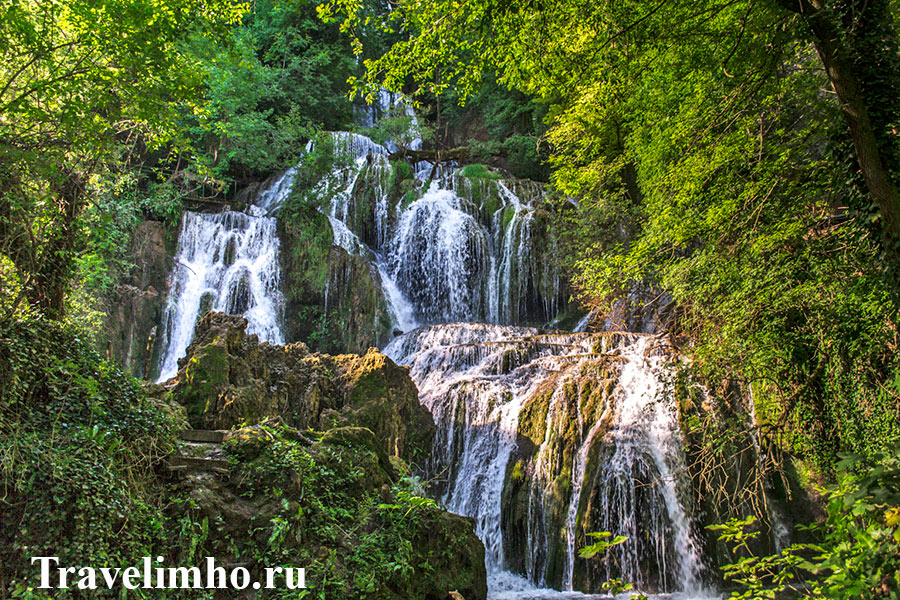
[459,163,501,180]
[332,348,436,464]
[169,313,435,464]
[404,511,488,600]
[178,336,231,419]
[319,426,396,482]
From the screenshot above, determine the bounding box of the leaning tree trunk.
[779,0,900,257]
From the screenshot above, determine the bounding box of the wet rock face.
[387,325,707,595]
[101,220,173,378]
[500,361,618,587]
[279,204,394,355]
[168,312,434,464]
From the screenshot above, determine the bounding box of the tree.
[776,0,900,259]
[0,0,245,318]
[183,0,360,186]
[320,0,900,265]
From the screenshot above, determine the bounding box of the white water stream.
[385,327,710,598]
[155,169,294,381]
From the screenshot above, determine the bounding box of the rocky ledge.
[160,312,486,599]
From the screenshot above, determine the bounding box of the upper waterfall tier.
[154,169,294,382]
[300,133,566,334]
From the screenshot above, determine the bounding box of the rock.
[171,419,487,600]
[319,426,396,482]
[404,511,488,600]
[598,281,677,335]
[280,216,394,354]
[500,358,618,589]
[100,220,174,378]
[168,312,434,464]
[330,348,435,465]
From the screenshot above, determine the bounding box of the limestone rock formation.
[171,420,487,600]
[101,220,173,378]
[168,311,434,465]
[163,311,485,599]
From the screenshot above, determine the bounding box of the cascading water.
[312,133,563,331]
[155,169,294,382]
[575,337,702,593]
[385,326,709,598]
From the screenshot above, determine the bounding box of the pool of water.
[487,570,721,600]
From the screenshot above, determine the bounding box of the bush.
[711,447,900,599]
[0,315,182,597]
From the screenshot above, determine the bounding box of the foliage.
[0,316,480,598]
[578,532,646,599]
[710,448,900,599]
[439,79,551,181]
[219,422,479,599]
[577,531,628,560]
[184,0,360,185]
[360,103,434,153]
[279,132,338,297]
[0,0,362,323]
[0,315,183,597]
[0,0,245,317]
[459,163,501,180]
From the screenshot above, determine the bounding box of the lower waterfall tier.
[385,323,706,596]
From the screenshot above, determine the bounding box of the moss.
[333,348,436,464]
[501,204,517,231]
[511,459,525,481]
[312,249,393,354]
[518,389,552,447]
[1,317,487,600]
[401,188,420,210]
[481,183,503,216]
[203,422,487,599]
[389,159,414,191]
[460,163,502,179]
[279,203,333,295]
[276,152,396,353]
[321,426,395,482]
[179,337,231,419]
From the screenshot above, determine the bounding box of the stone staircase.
[168,430,230,473]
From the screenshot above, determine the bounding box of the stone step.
[167,456,231,472]
[178,430,226,443]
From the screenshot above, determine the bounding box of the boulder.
[169,312,434,465]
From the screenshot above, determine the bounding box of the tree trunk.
[779,0,900,251]
[25,171,85,318]
[388,147,470,162]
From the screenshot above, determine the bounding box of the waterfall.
[152,103,716,596]
[313,139,563,330]
[579,337,701,593]
[385,326,707,597]
[389,185,493,324]
[155,170,293,382]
